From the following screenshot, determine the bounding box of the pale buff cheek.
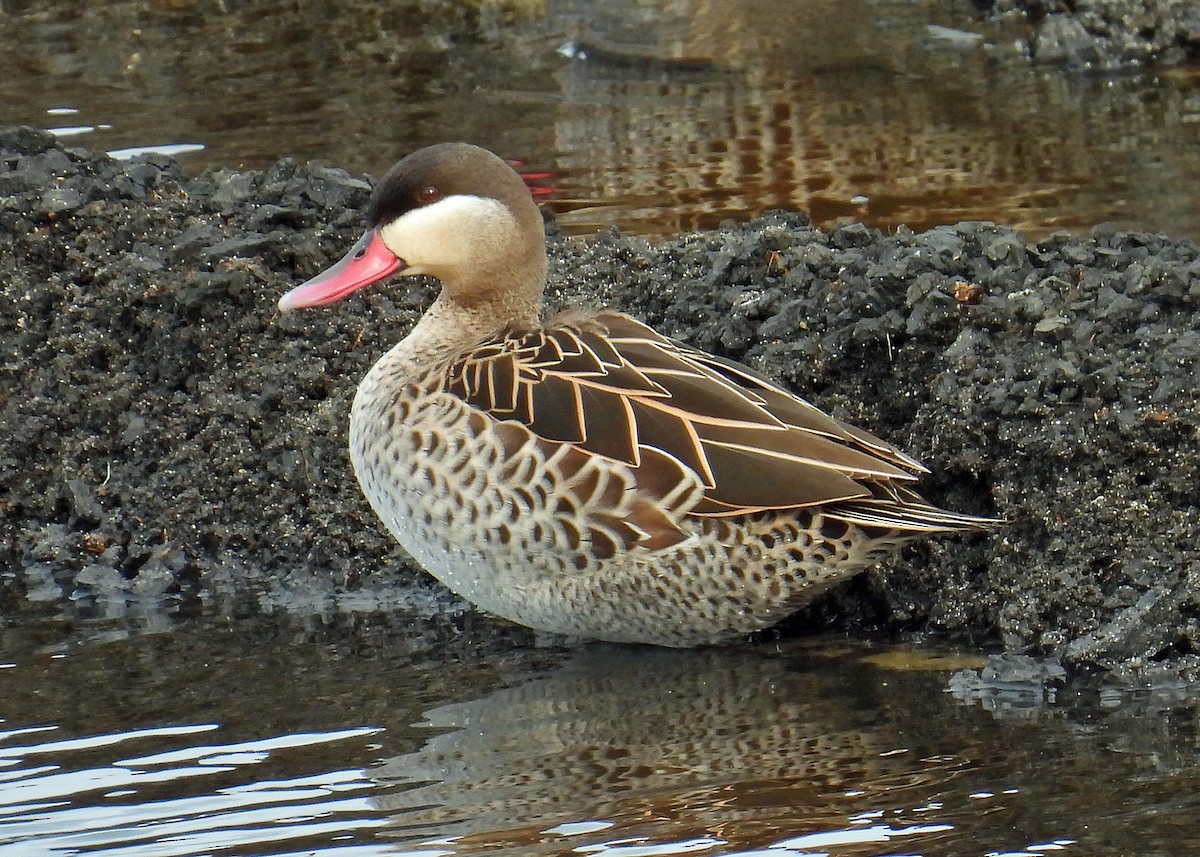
[379,195,518,291]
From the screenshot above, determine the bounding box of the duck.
[278,142,994,647]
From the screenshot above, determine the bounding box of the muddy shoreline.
[2,126,1198,676]
[982,0,1200,68]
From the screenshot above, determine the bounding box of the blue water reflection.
[0,722,388,856]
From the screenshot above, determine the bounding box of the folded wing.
[443,311,986,534]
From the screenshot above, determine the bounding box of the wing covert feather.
[442,310,935,520]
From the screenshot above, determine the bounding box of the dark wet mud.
[981,0,1200,67]
[2,126,1198,676]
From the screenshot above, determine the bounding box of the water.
[2,0,1199,239]
[3,612,1199,856]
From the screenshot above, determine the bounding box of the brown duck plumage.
[279,142,993,646]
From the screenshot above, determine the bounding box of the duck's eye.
[418,185,442,204]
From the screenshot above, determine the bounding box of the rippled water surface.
[2,0,1199,239]
[3,613,1200,856]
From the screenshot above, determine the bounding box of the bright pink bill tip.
[278,229,404,311]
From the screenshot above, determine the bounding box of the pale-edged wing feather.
[443,310,989,533]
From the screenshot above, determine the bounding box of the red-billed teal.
[279,142,993,646]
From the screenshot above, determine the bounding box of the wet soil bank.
[2,126,1198,676]
[978,0,1200,67]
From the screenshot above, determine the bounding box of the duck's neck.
[384,262,546,376]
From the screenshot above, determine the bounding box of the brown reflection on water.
[550,48,1200,240]
[373,645,974,852]
[2,0,1198,241]
[366,641,1200,855]
[2,613,1200,854]
[0,609,537,746]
